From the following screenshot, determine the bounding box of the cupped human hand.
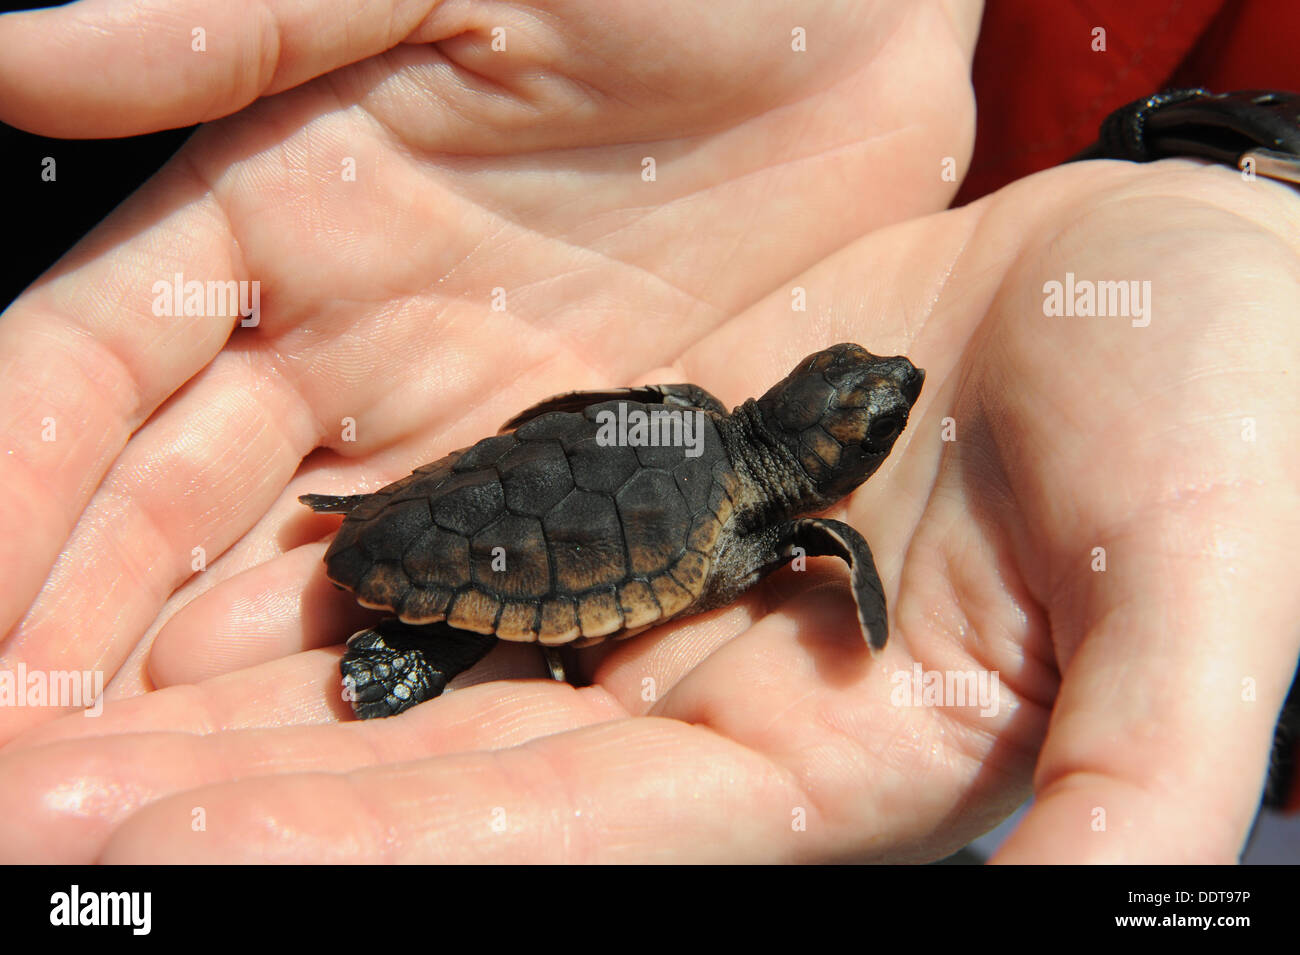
[0,0,974,741]
[2,0,1297,864]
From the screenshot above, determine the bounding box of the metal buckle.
[1238,148,1300,185]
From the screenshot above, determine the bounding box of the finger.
[146,542,368,688]
[0,163,241,655]
[93,717,796,863]
[102,494,350,700]
[6,648,344,752]
[0,0,448,137]
[0,343,318,744]
[0,678,625,863]
[0,678,623,862]
[993,513,1300,862]
[10,636,585,752]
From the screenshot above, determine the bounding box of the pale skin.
[0,0,1296,862]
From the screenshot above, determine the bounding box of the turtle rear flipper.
[341,619,497,718]
[500,383,727,431]
[779,518,889,650]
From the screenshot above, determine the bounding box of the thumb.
[994,499,1300,862]
[0,0,448,137]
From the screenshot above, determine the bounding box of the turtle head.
[755,343,924,506]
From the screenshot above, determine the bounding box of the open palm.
[1,0,1296,862]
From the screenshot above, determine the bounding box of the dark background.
[0,123,193,309]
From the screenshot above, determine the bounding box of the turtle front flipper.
[779,518,889,650]
[340,619,497,718]
[500,383,727,431]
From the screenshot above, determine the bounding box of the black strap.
[1071,88,1300,184]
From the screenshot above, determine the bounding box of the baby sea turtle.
[301,343,924,718]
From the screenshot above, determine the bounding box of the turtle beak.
[903,366,925,406]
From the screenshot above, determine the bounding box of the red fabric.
[954,0,1300,205]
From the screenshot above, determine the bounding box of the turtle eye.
[866,414,903,446]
